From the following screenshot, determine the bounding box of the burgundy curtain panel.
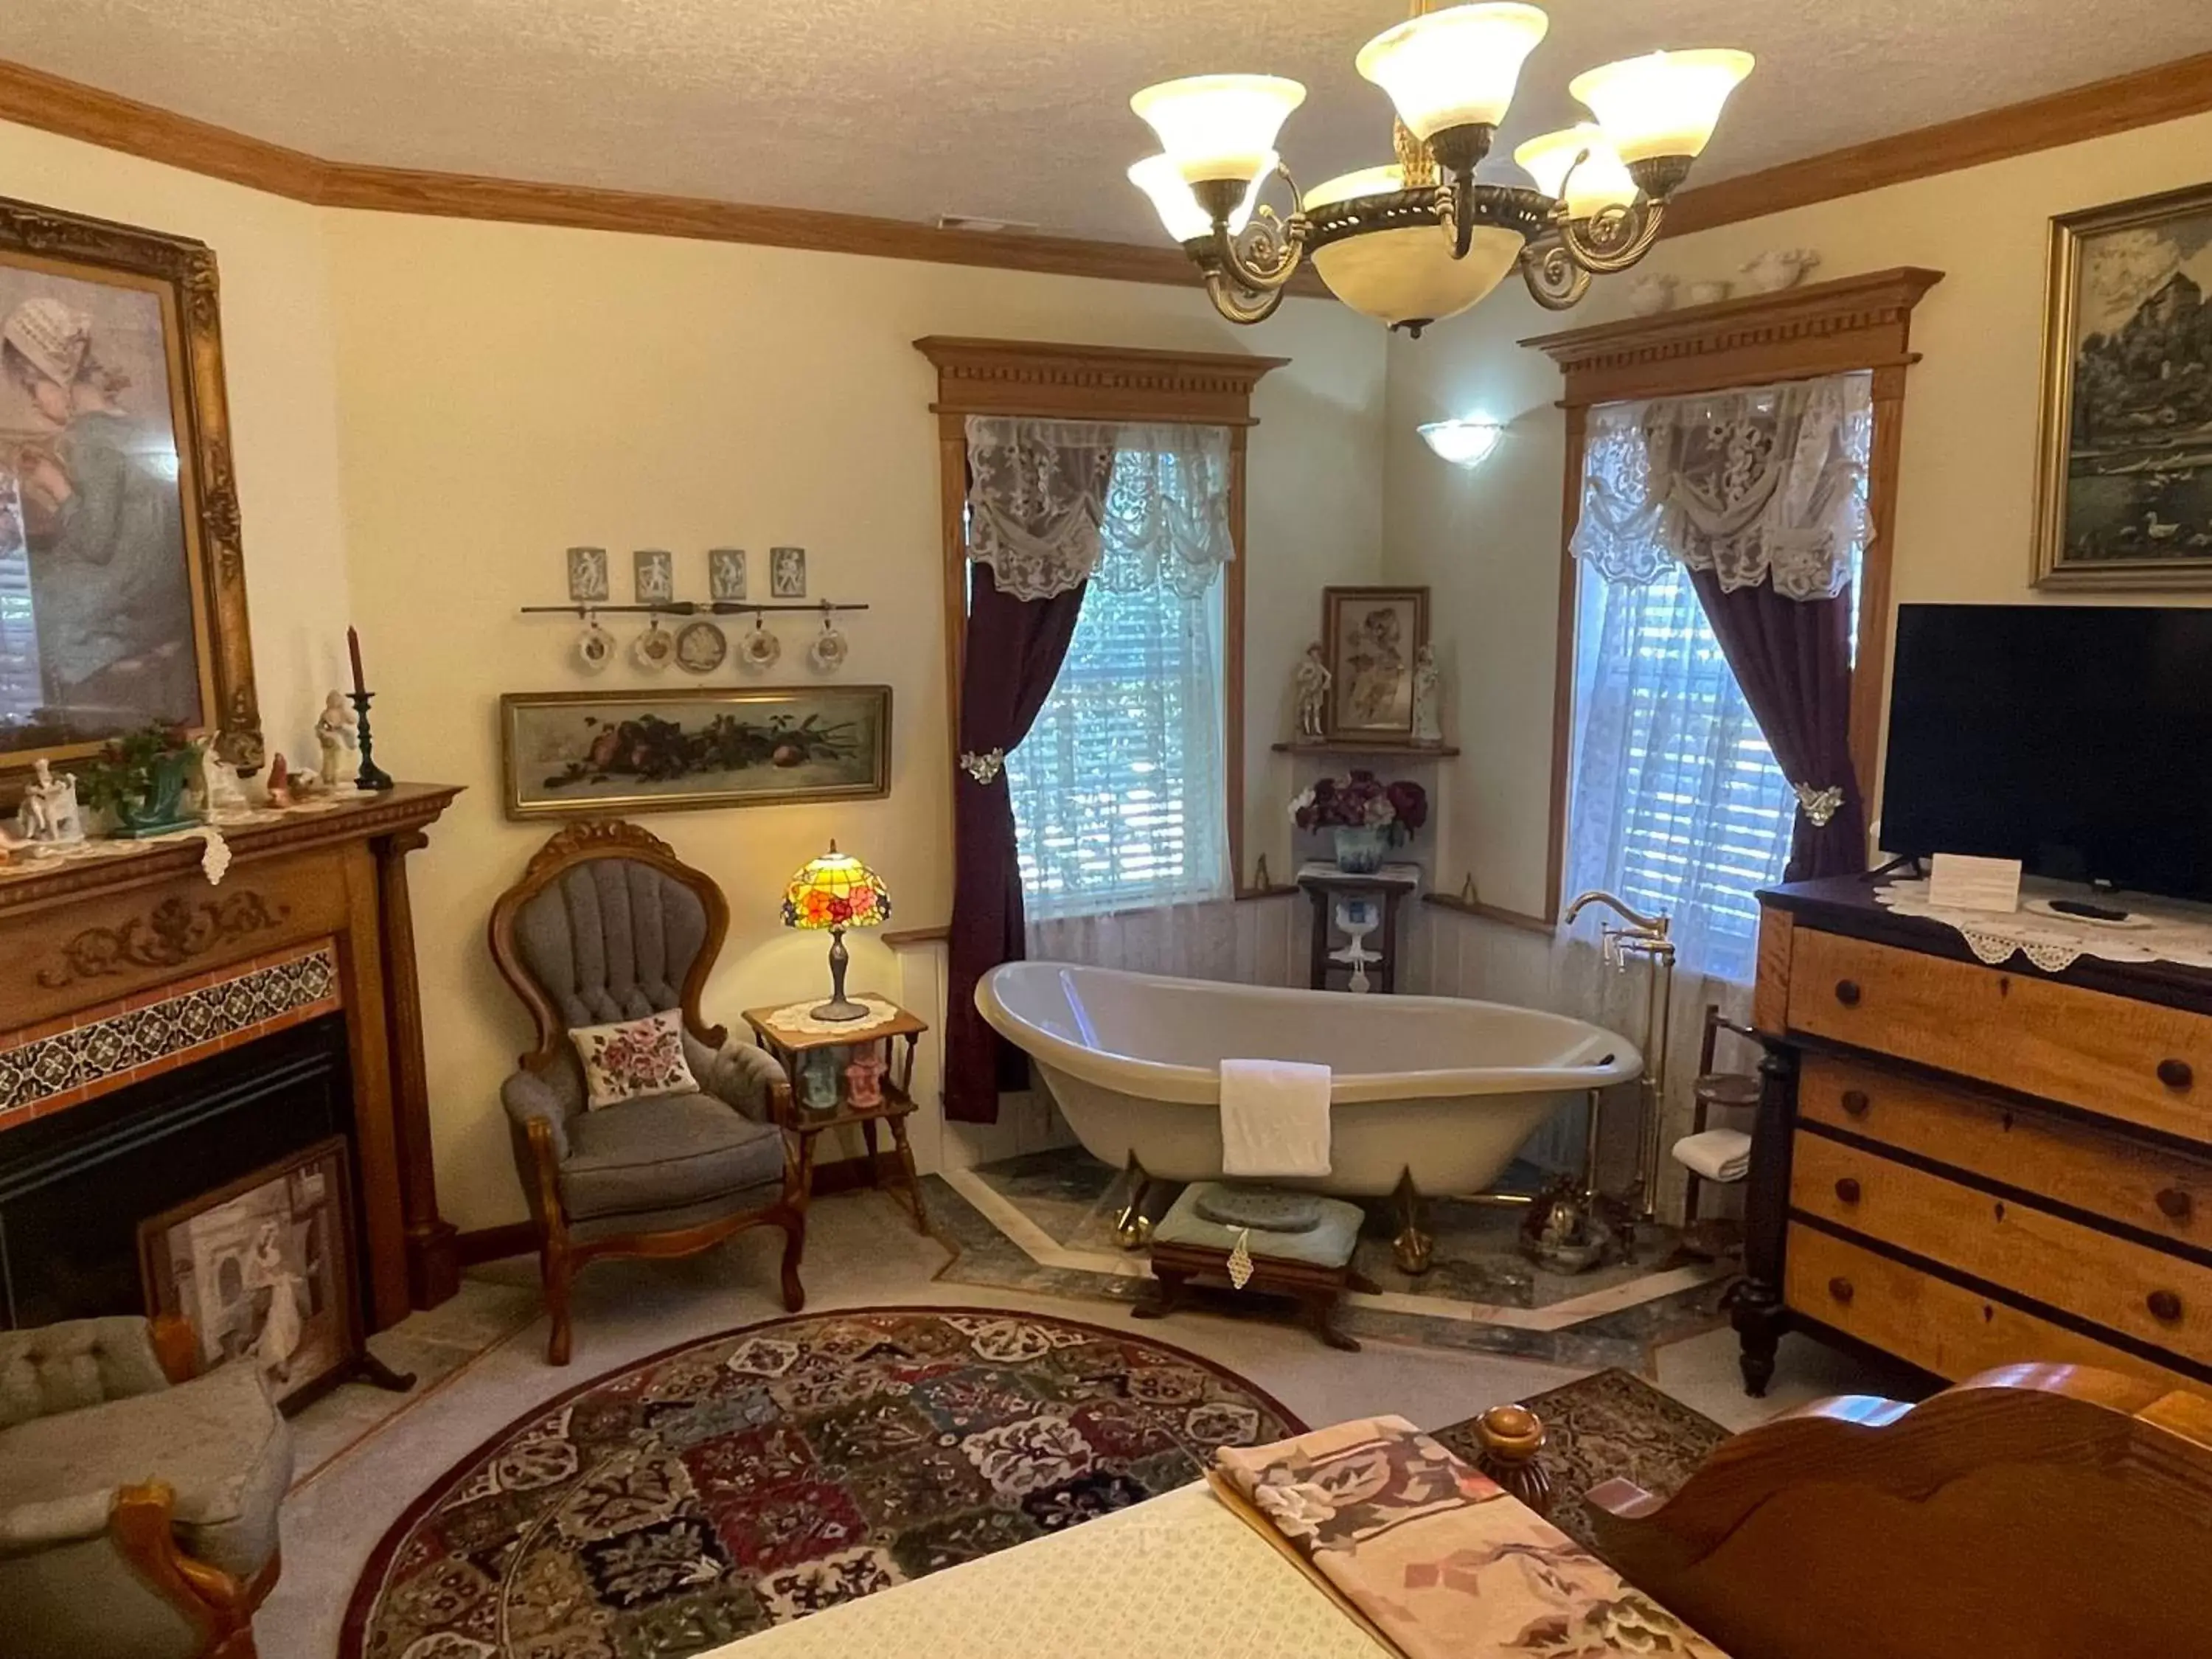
[942,563,1087,1124]
[1687,568,1866,880]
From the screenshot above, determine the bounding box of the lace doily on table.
[763,995,902,1037]
[1,794,353,888]
[1874,877,2212,973]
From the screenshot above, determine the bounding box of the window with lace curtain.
[1564,375,1872,983]
[998,427,1234,919]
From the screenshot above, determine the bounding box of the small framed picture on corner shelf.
[1321,585,1429,742]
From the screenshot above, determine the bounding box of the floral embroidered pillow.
[567,1009,700,1110]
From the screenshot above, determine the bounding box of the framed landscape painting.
[501,685,893,819]
[0,193,262,792]
[2033,181,2212,588]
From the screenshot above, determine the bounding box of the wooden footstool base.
[1134,1183,1374,1351]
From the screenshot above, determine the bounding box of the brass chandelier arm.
[1518,240,1592,311]
[1200,268,1290,324]
[1557,197,1669,274]
[1206,163,1312,293]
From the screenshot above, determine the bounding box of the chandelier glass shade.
[1127,3,1753,330]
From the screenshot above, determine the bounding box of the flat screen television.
[1880,604,2212,902]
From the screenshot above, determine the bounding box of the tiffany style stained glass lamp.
[781,842,891,1020]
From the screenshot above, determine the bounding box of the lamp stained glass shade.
[782,844,891,931]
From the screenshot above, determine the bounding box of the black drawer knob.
[1827,1276,1855,1304]
[2157,1187,2194,1222]
[2157,1058,2194,1091]
[1840,1088,1871,1117]
[1834,979,1863,1007]
[2149,1290,2184,1324]
[1834,1177,1863,1204]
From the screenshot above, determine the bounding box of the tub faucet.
[1562,889,1674,969]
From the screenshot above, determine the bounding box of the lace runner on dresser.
[1874,878,2212,973]
[964,417,1234,599]
[1571,372,1873,600]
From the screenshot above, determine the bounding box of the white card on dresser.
[1927,852,2023,914]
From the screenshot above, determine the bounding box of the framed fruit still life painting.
[0,192,262,797]
[2033,181,2212,588]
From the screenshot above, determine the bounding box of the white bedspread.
[712,1481,1384,1658]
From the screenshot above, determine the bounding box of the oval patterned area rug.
[341,1306,1301,1659]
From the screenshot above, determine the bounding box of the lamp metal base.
[809,996,870,1023]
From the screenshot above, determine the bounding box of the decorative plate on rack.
[675,620,728,673]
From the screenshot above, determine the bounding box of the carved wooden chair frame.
[487,820,804,1363]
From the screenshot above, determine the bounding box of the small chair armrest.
[501,1067,573,1163]
[0,1316,173,1419]
[0,1488,125,1555]
[698,1038,796,1129]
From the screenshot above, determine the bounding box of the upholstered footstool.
[1134,1183,1377,1351]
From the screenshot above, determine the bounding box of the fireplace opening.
[0,1012,353,1329]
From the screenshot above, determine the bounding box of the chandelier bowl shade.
[1568,49,1755,164]
[1130,74,1307,185]
[1354,3,1550,142]
[1127,153,1270,241]
[1301,167,1544,332]
[1513,125,1638,220]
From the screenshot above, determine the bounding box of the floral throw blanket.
[1213,1416,1726,1659]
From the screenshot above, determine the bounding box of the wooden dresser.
[1736,876,2212,1398]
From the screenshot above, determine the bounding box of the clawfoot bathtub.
[975,963,1641,1263]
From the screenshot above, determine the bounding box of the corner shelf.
[1271,739,1459,759]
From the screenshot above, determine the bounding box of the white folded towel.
[1672,1127,1753,1183]
[1219,1058,1332,1179]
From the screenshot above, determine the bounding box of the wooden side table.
[742,996,930,1235]
[1296,860,1422,993]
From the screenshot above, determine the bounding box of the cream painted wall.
[1385,108,2212,922]
[320,212,1386,1228]
[0,122,352,764]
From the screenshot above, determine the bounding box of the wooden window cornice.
[1517,267,1944,920]
[916,336,1285,904]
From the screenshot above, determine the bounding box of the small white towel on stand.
[1672,1127,1753,1183]
[1219,1058,1332,1178]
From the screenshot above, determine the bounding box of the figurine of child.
[315,691,358,791]
[1294,642,1332,738]
[1411,643,1442,745]
[16,758,86,844]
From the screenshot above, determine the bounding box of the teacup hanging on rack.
[575,612,614,673]
[739,613,782,671]
[809,603,849,674]
[633,616,675,672]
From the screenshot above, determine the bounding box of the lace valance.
[964,416,1234,601]
[1571,372,1873,600]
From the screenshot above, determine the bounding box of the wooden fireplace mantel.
[0,783,463,1329]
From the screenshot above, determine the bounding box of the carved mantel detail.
[38,891,289,988]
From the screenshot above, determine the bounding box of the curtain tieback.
[960,748,1006,785]
[1793,782,1845,827]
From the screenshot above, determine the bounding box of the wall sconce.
[1418,417,1503,468]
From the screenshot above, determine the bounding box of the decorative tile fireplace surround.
[0,785,462,1331]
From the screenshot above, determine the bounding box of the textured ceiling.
[10,1,2212,243]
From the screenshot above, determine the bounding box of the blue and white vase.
[1333,825,1388,874]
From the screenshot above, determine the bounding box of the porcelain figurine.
[1684,279,1733,307]
[1294,642,1332,738]
[15,757,86,844]
[198,741,251,815]
[1625,272,1675,316]
[265,752,294,807]
[315,690,358,790]
[844,1049,888,1109]
[800,1047,846,1113]
[1411,644,1441,745]
[1742,248,1820,293]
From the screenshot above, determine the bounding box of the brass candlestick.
[349,689,394,791]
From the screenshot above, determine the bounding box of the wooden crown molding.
[1522,266,1946,406]
[1667,51,2212,238]
[915,335,1288,425]
[1,47,2205,285]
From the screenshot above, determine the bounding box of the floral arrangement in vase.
[1290,771,1428,874]
[74,723,207,838]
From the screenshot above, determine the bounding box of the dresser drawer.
[1799,1054,2212,1248]
[1790,1131,2212,1363]
[1786,928,2212,1141]
[1784,1224,2196,1391]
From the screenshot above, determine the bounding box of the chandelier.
[1125,3,1752,333]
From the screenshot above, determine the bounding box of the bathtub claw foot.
[1391,1168,1435,1276]
[1114,1152,1155,1251]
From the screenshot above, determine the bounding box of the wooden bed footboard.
[1587,1364,2212,1658]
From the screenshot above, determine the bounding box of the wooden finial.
[1472,1402,1554,1517]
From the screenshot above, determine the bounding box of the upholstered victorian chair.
[0,1315,291,1659]
[490,820,806,1364]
